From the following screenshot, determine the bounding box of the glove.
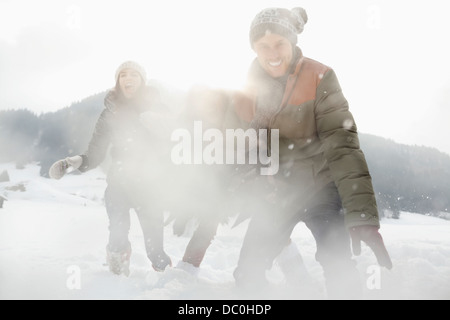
[349,225,393,270]
[48,155,82,180]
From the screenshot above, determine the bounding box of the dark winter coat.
[79,86,172,195]
[233,49,380,229]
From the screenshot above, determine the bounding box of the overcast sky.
[1,0,449,156]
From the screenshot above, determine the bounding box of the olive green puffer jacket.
[233,52,380,229]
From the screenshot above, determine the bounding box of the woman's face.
[253,32,293,78]
[118,68,143,99]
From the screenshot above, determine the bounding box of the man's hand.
[349,225,393,269]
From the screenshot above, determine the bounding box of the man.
[232,7,392,299]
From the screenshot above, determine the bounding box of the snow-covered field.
[1,163,449,300]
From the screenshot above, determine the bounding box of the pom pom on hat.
[115,60,147,84]
[290,7,308,34]
[249,7,308,46]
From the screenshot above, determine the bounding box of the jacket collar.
[104,86,159,113]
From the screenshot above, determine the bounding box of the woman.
[167,85,311,285]
[232,8,392,298]
[49,61,172,276]
[165,86,238,272]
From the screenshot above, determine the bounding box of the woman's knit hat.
[249,7,308,46]
[115,60,147,84]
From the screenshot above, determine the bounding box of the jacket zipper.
[267,59,305,157]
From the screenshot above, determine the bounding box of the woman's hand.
[48,155,82,179]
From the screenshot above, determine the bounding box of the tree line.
[1,90,449,219]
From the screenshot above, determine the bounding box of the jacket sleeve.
[79,108,112,172]
[314,69,380,228]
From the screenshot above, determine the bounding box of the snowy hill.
[1,163,449,300]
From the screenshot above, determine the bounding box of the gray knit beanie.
[249,7,308,46]
[115,60,147,84]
